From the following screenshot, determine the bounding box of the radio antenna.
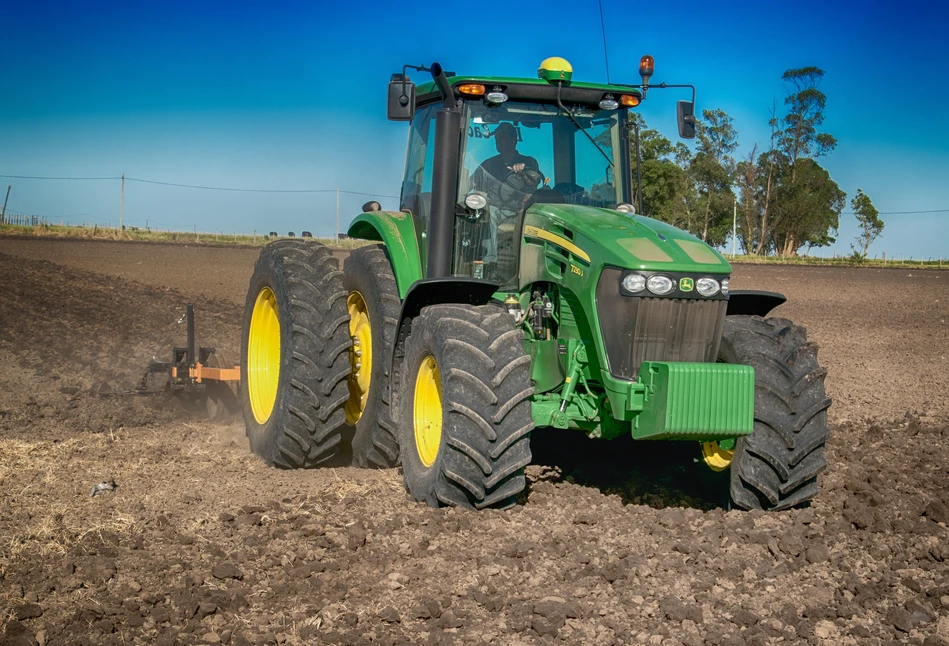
[598,0,611,83]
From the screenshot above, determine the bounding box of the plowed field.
[0,236,947,646]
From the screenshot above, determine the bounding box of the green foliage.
[690,109,738,246]
[770,158,845,256]
[624,66,846,257]
[731,67,842,256]
[851,188,884,257]
[779,67,837,165]
[629,114,694,229]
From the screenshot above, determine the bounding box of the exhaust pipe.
[426,62,461,279]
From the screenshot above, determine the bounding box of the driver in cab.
[472,123,544,212]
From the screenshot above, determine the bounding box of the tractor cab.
[389,57,670,287]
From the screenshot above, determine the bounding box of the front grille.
[596,268,727,380]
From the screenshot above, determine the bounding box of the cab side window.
[400,105,438,246]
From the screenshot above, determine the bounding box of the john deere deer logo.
[679,277,694,292]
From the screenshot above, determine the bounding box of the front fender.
[726,290,787,317]
[389,277,501,418]
[348,211,422,299]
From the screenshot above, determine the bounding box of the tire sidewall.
[240,248,296,462]
[398,316,444,507]
[716,322,753,495]
[342,251,390,445]
[718,315,829,510]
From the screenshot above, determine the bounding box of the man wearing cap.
[472,123,544,203]
[469,123,545,278]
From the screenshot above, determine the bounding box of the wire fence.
[1,213,50,227]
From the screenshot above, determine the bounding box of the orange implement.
[190,363,241,383]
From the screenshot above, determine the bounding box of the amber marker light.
[458,84,486,96]
[639,55,655,80]
[639,55,655,97]
[620,94,641,107]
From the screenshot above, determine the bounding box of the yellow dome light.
[538,57,573,83]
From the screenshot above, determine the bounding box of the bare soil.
[0,237,947,646]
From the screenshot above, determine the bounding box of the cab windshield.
[453,100,628,285]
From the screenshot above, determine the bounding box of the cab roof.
[414,75,643,109]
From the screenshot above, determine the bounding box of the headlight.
[646,275,674,295]
[696,277,720,297]
[721,278,729,295]
[622,273,646,293]
[615,203,636,215]
[464,193,487,210]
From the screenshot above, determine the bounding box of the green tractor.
[240,56,831,512]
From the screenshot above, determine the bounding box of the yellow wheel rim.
[345,291,372,425]
[701,441,734,472]
[248,286,280,424]
[413,355,442,467]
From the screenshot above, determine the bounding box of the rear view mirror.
[677,101,696,139]
[388,74,415,121]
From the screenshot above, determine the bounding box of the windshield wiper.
[555,83,613,168]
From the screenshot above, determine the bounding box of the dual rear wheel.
[239,241,534,509]
[240,241,351,467]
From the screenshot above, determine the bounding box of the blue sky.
[2,0,947,259]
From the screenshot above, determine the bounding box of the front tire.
[342,245,401,467]
[399,304,534,509]
[240,241,351,468]
[719,316,832,511]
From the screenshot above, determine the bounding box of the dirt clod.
[211,563,244,580]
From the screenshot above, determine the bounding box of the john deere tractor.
[240,56,831,512]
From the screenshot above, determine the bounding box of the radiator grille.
[596,268,727,380]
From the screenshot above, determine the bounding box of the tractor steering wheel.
[501,167,544,195]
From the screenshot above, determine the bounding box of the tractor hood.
[522,204,731,275]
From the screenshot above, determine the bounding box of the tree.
[753,102,781,255]
[628,114,695,228]
[778,67,837,173]
[736,143,760,253]
[771,159,845,256]
[691,109,738,246]
[739,68,840,256]
[851,189,883,258]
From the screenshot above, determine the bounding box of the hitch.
[144,304,240,390]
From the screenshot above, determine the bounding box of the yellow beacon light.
[538,57,573,83]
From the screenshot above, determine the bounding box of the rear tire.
[240,241,351,468]
[719,316,832,511]
[399,304,534,509]
[342,245,401,467]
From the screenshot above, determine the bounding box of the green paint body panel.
[520,204,732,276]
[347,211,422,300]
[515,202,743,438]
[633,362,755,440]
